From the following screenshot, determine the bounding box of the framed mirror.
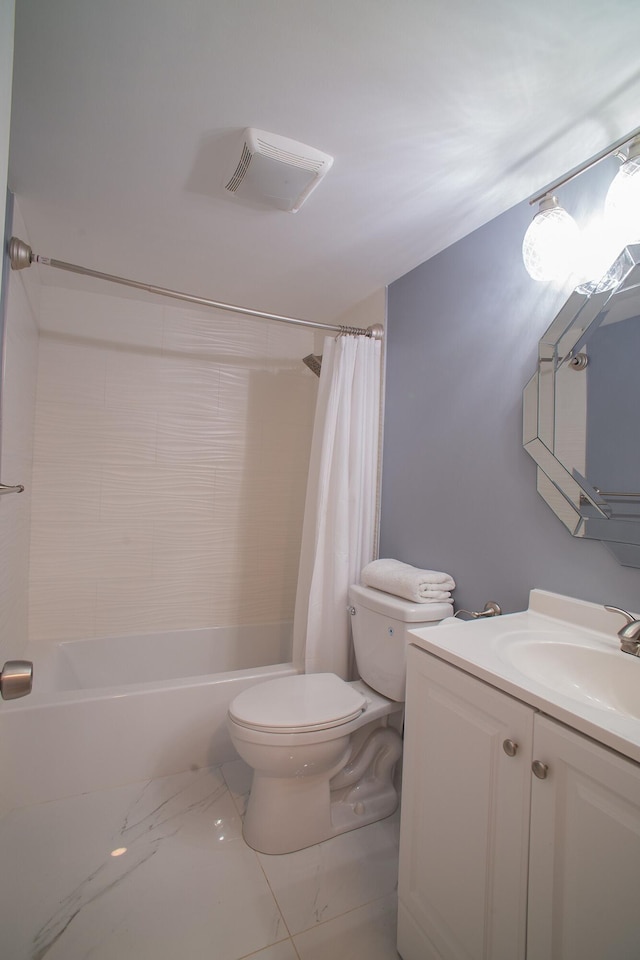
[523,243,640,567]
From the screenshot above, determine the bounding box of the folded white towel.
[416,589,453,601]
[361,559,455,604]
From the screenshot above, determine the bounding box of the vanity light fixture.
[523,126,640,284]
[604,135,640,246]
[522,195,580,281]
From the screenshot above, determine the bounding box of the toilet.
[227,583,452,854]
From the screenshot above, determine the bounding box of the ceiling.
[8,0,640,324]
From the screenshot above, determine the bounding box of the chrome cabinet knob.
[532,760,549,780]
[502,739,518,757]
[0,660,33,699]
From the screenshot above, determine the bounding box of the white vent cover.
[224,128,333,213]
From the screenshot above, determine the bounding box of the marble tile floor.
[0,758,402,960]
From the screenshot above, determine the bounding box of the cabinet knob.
[532,760,549,780]
[502,739,518,757]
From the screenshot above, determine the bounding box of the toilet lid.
[229,673,367,733]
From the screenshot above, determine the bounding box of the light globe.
[604,138,640,246]
[522,196,580,282]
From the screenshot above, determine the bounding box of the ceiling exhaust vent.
[224,128,333,213]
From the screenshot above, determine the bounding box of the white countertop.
[409,589,640,764]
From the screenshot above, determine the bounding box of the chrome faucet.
[604,606,640,657]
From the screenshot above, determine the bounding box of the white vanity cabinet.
[527,714,640,960]
[398,644,640,960]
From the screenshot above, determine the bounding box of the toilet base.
[242,726,403,855]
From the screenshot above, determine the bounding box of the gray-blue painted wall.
[380,158,640,615]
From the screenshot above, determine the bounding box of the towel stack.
[361,558,455,604]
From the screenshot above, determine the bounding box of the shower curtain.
[292,333,382,679]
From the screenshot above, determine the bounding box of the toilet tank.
[348,583,453,701]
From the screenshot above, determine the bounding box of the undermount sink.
[499,634,640,721]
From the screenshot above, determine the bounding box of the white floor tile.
[2,763,402,960]
[222,757,253,817]
[258,812,400,936]
[1,767,286,960]
[293,894,400,960]
[240,939,300,960]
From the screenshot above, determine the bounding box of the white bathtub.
[0,624,297,809]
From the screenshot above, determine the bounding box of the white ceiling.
[8,0,640,324]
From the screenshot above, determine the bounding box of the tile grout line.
[220,761,399,958]
[220,763,301,958]
[290,889,400,939]
[234,933,300,960]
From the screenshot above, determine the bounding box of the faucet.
[604,606,640,656]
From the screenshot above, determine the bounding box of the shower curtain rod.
[8,237,384,340]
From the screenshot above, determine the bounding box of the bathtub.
[0,623,297,809]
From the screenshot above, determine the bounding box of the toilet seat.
[228,673,367,734]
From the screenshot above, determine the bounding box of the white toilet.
[227,583,452,854]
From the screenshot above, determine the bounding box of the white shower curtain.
[292,333,382,679]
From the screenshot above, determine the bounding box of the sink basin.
[500,636,640,721]
[410,591,640,762]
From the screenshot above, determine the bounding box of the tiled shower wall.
[28,285,319,641]
[0,203,39,664]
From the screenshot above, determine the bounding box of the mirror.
[523,243,640,567]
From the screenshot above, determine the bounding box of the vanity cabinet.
[397,645,640,960]
[527,714,640,960]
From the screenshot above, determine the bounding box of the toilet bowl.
[228,584,452,854]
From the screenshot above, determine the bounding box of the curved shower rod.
[8,237,384,340]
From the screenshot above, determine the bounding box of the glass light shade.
[573,218,623,294]
[522,198,580,281]
[604,153,640,246]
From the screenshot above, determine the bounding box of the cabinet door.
[527,715,640,960]
[398,647,533,960]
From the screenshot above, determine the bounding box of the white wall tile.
[217,365,252,422]
[156,413,246,464]
[156,353,221,419]
[28,284,317,641]
[163,306,269,358]
[259,420,314,476]
[104,346,165,411]
[0,508,32,649]
[29,579,97,641]
[33,402,159,466]
[30,521,154,582]
[100,464,217,522]
[30,461,102,524]
[40,286,165,349]
[95,574,214,636]
[0,203,39,660]
[266,319,315,360]
[249,368,318,432]
[36,335,107,407]
[152,520,220,569]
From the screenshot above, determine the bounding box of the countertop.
[408,589,640,764]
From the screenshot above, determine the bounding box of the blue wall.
[380,159,640,615]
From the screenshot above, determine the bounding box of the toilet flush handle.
[347,606,356,616]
